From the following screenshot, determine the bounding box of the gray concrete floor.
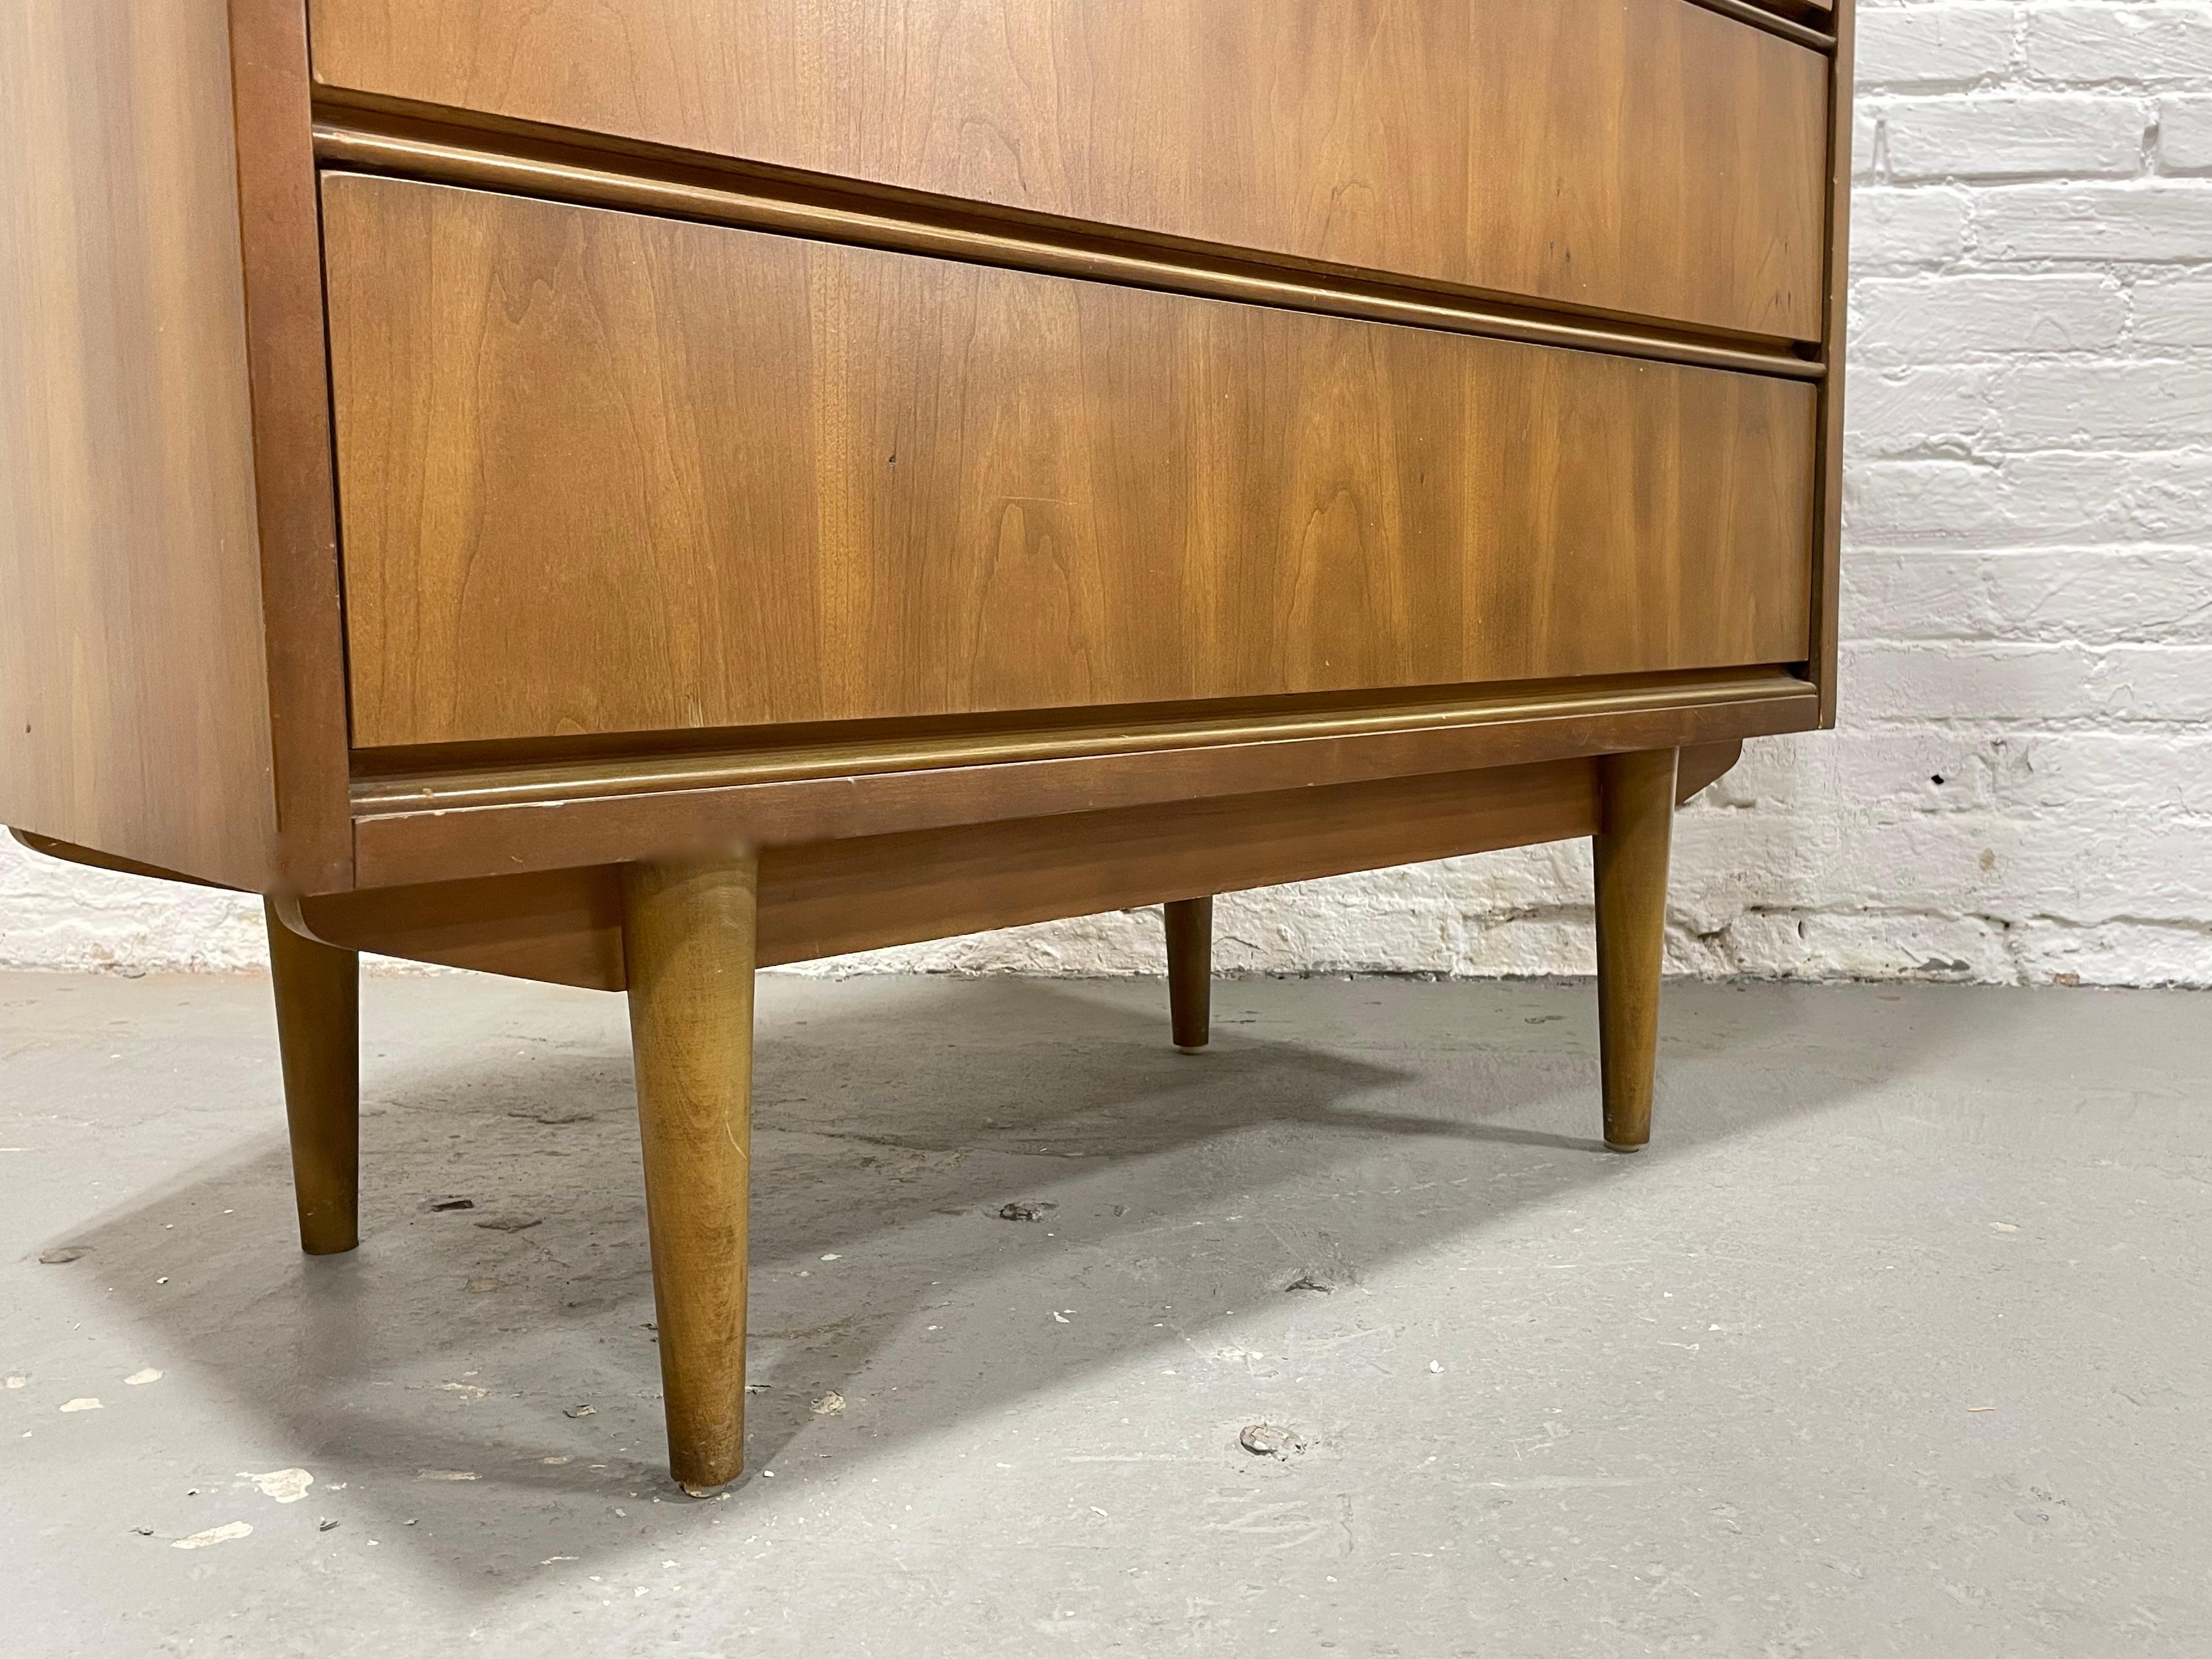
[2,970,2208,1657]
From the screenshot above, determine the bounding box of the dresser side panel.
[0,0,281,890]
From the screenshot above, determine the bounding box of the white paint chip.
[172,1522,252,1550]
[125,1368,163,1386]
[417,1469,480,1481]
[59,1397,101,1413]
[810,1391,845,1417]
[3,1374,25,1389]
[244,1468,315,1504]
[1990,1222,2021,1232]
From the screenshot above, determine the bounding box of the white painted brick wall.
[3,0,2209,987]
[1822,0,2212,986]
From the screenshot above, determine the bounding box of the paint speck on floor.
[171,1522,252,1550]
[242,1469,313,1504]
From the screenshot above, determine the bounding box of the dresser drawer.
[323,174,1815,751]
[308,0,1829,343]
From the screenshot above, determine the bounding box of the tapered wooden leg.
[264,900,359,1255]
[1165,895,1213,1052]
[1594,749,1678,1153]
[622,852,758,1496]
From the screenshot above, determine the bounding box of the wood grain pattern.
[293,738,1752,992]
[347,674,1818,888]
[307,0,1829,341]
[266,899,360,1254]
[324,175,1817,752]
[0,0,278,890]
[227,0,357,891]
[1678,740,1746,802]
[311,111,1825,385]
[297,760,1604,990]
[351,671,1808,819]
[278,866,626,988]
[283,870,621,990]
[621,853,758,1493]
[1594,749,1679,1152]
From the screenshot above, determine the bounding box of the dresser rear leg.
[265,901,360,1255]
[1165,896,1213,1052]
[622,853,759,1495]
[1593,749,1679,1153]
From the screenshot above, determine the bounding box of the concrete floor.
[2,970,2208,1657]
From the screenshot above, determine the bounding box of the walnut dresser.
[3,0,1855,1493]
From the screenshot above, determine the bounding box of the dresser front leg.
[264,900,360,1255]
[1593,749,1679,1153]
[1165,895,1214,1052]
[621,853,759,1495]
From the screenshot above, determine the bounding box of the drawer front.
[324,174,1815,751]
[309,0,1829,342]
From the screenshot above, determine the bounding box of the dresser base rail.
[346,673,1809,889]
[282,746,1737,990]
